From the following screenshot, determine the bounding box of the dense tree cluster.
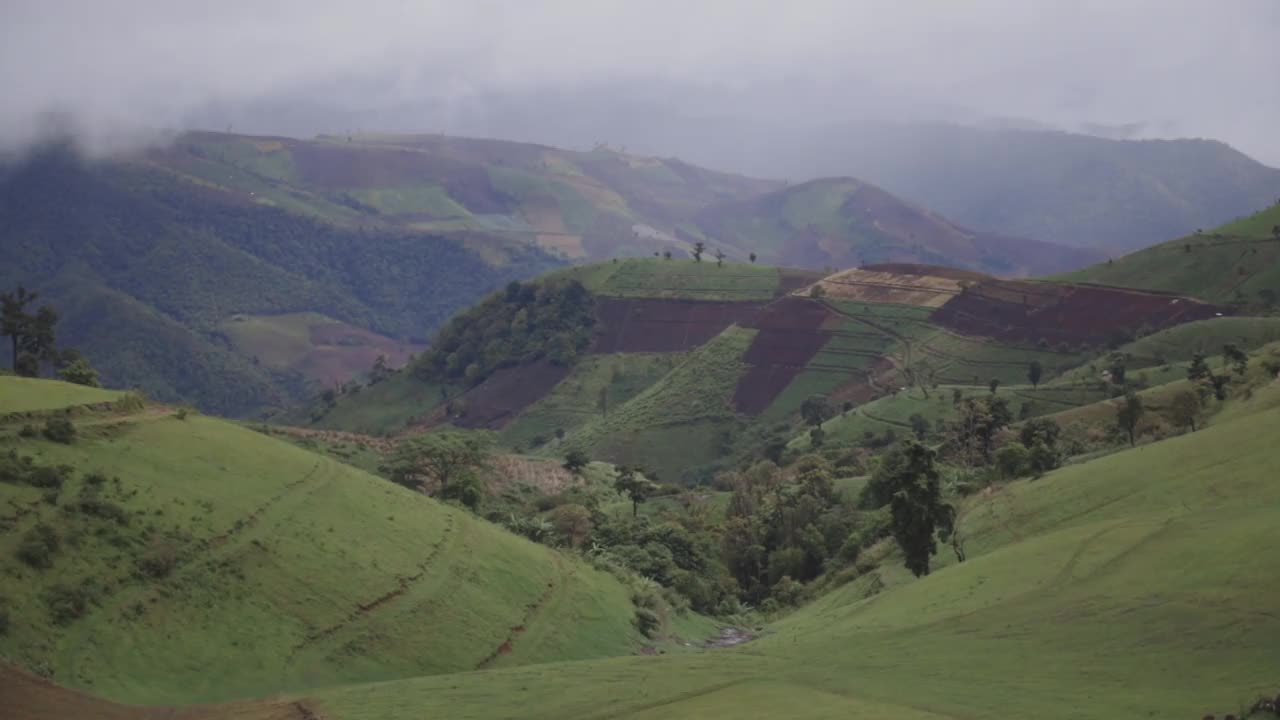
[418,279,595,385]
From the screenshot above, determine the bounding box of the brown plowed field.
[734,297,834,414]
[803,267,967,307]
[592,298,764,353]
[931,280,1228,345]
[2,665,311,720]
[447,361,572,430]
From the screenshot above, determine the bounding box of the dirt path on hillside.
[290,511,460,657]
[475,553,573,670]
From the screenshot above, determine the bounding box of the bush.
[0,604,9,636]
[16,524,61,569]
[68,497,130,525]
[633,607,660,638]
[18,424,37,438]
[43,581,98,625]
[114,391,147,414]
[42,417,76,444]
[175,407,189,421]
[137,544,179,578]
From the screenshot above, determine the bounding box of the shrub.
[632,607,660,638]
[27,464,70,489]
[137,544,179,578]
[114,391,147,413]
[43,581,98,625]
[16,524,61,569]
[18,424,37,438]
[0,604,8,635]
[175,407,189,421]
[42,417,76,444]
[68,497,130,525]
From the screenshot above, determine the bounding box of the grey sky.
[3,0,1279,164]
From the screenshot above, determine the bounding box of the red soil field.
[733,297,835,414]
[931,280,1228,346]
[447,361,572,430]
[591,298,765,353]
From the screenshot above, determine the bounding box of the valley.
[4,121,1280,720]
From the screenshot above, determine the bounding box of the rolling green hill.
[0,378,647,704]
[15,356,1277,719]
[1058,202,1280,307]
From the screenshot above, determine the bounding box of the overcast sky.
[3,0,1279,164]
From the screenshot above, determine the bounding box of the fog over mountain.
[3,0,1278,165]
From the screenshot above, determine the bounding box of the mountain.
[222,85,1280,252]
[748,123,1280,252]
[2,132,1104,415]
[0,144,563,415]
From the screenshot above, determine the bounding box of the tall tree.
[382,431,492,506]
[562,449,589,475]
[1170,389,1202,433]
[1116,390,1144,447]
[1027,360,1043,389]
[714,249,726,267]
[692,242,705,263]
[614,465,656,517]
[1,287,59,375]
[1222,343,1249,376]
[878,441,953,577]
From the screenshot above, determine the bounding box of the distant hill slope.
[146,131,1095,276]
[0,378,642,704]
[0,145,562,415]
[1057,202,1280,306]
[764,124,1280,252]
[693,177,1104,274]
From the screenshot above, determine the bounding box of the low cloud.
[2,0,1278,163]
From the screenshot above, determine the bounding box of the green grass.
[311,393,1280,719]
[1057,203,1280,304]
[558,258,782,300]
[563,327,755,479]
[0,390,642,705]
[0,376,122,414]
[307,374,449,436]
[500,353,680,451]
[218,312,328,368]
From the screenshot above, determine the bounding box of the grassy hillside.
[1058,203,1280,306]
[561,326,756,479]
[287,389,1280,719]
[0,377,122,414]
[0,379,644,704]
[0,145,560,414]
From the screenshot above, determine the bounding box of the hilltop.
[309,257,1228,481]
[693,177,1102,274]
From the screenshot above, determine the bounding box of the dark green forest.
[0,145,564,414]
[418,278,596,385]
